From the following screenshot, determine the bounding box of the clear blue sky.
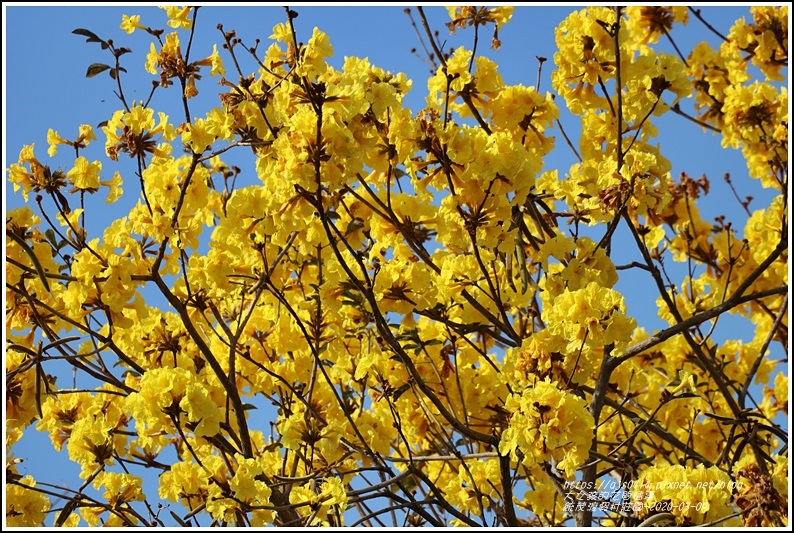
[3,4,785,527]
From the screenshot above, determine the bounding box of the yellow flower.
[543,281,636,353]
[47,125,97,157]
[101,170,123,203]
[124,106,155,135]
[552,7,616,114]
[269,22,292,43]
[209,44,225,77]
[206,482,241,523]
[499,378,594,478]
[288,479,347,526]
[446,46,472,93]
[632,464,738,525]
[93,472,145,506]
[490,6,515,25]
[667,369,696,395]
[298,27,333,77]
[228,455,274,524]
[5,344,40,429]
[66,156,102,191]
[446,6,514,29]
[66,416,121,474]
[160,6,193,29]
[47,128,69,156]
[184,73,198,98]
[146,32,182,78]
[159,460,211,504]
[729,6,788,81]
[181,118,216,153]
[37,391,92,451]
[77,124,96,145]
[516,466,566,524]
[180,380,223,437]
[625,6,688,52]
[145,42,160,75]
[205,107,234,141]
[443,458,502,515]
[760,373,789,417]
[79,505,104,526]
[6,476,50,526]
[120,13,146,34]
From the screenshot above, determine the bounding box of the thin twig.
[739,294,788,407]
[554,117,583,163]
[689,7,729,42]
[670,103,721,133]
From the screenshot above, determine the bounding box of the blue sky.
[3,4,786,527]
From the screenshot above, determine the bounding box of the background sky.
[3,4,787,527]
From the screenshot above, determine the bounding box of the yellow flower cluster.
[4,5,788,527]
[632,464,738,525]
[624,6,689,54]
[499,379,594,478]
[5,475,50,527]
[125,367,226,440]
[552,7,618,115]
[288,478,348,526]
[440,458,503,516]
[686,7,787,186]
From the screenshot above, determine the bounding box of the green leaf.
[390,474,418,494]
[391,383,411,401]
[44,229,58,247]
[86,63,111,78]
[72,28,103,43]
[72,28,95,39]
[109,67,127,81]
[345,217,365,236]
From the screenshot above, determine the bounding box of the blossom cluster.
[6,5,787,527]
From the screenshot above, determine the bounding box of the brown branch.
[670,102,722,133]
[415,7,492,134]
[577,10,623,527]
[688,7,729,42]
[611,285,787,369]
[149,268,301,525]
[739,294,788,407]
